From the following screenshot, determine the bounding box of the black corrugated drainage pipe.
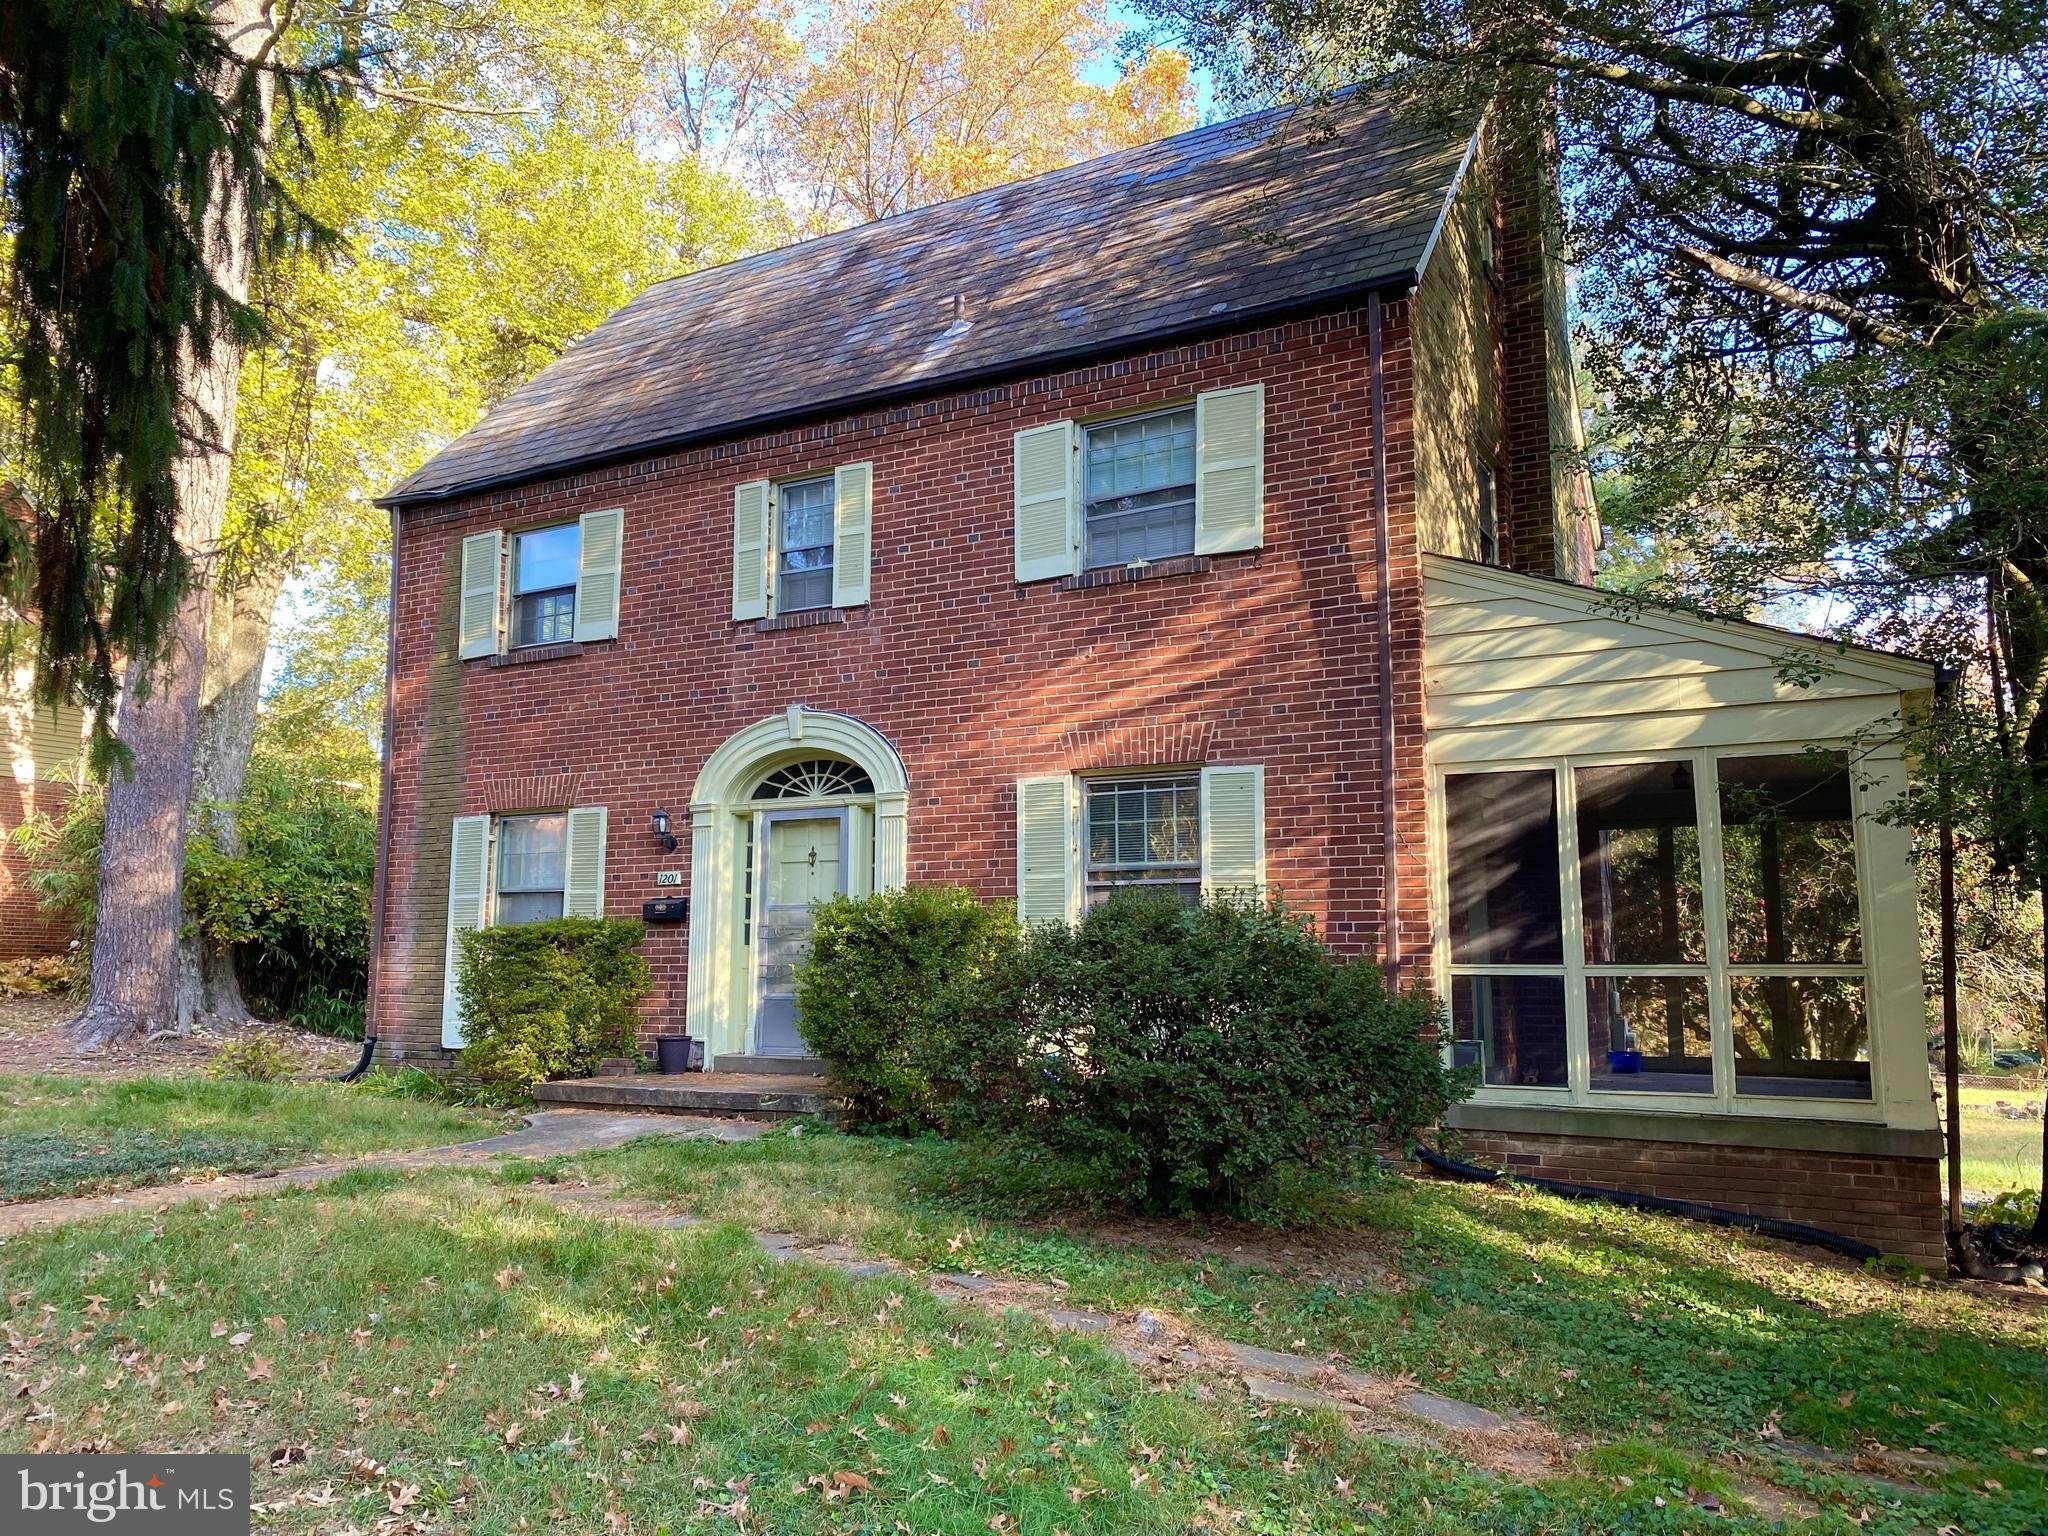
[1413,1141,1883,1262]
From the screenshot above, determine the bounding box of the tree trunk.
[173,561,287,1034]
[67,0,279,1050]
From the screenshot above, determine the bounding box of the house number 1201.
[655,870,683,887]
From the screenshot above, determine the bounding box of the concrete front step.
[535,1071,838,1121]
[711,1053,829,1077]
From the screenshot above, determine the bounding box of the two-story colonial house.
[371,91,1945,1264]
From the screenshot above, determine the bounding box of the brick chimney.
[1483,107,1598,583]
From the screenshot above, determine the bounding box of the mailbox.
[641,897,689,925]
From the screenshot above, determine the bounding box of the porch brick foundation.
[1454,1129,1946,1271]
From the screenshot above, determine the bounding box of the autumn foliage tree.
[780,0,1192,225]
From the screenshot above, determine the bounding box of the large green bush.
[931,892,1469,1214]
[10,734,376,1033]
[455,917,650,1090]
[794,885,1018,1128]
[184,749,376,1031]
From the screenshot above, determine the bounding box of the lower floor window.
[495,812,566,924]
[1084,772,1200,907]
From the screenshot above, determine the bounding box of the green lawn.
[1956,1084,2044,1197]
[0,1076,504,1201]
[3,1123,2041,1534]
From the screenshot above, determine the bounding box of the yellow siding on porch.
[1423,556,1935,763]
[1421,553,1940,1137]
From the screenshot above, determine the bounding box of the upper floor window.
[777,475,836,613]
[495,811,567,924]
[511,524,579,647]
[1084,407,1197,569]
[458,510,623,661]
[1084,772,1201,908]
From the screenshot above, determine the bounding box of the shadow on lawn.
[574,1128,2048,1471]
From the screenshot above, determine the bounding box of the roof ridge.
[383,84,1467,505]
[618,96,1352,311]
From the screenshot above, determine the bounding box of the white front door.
[753,811,847,1056]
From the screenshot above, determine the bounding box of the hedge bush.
[455,918,650,1090]
[794,885,1018,1128]
[931,892,1469,1214]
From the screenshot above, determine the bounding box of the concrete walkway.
[0,1109,762,1238]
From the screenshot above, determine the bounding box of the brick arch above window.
[482,771,583,812]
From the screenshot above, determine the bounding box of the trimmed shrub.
[455,918,650,1090]
[794,885,1019,1128]
[931,891,1470,1214]
[208,1034,297,1082]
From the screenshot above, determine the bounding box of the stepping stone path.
[527,1195,1569,1481]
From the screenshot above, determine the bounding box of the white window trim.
[489,810,567,926]
[1429,743,1893,1124]
[507,522,580,650]
[1079,404,1200,573]
[768,473,837,618]
[1080,768,1204,906]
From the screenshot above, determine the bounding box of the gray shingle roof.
[381,92,1471,506]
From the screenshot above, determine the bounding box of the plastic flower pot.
[1606,1048,1644,1074]
[655,1035,701,1074]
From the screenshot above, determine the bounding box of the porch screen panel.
[1719,752,1870,1099]
[1444,771,1566,1087]
[1445,770,1561,963]
[1577,761,1712,1095]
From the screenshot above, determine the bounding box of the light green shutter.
[442,814,492,1046]
[573,508,625,642]
[1016,774,1076,925]
[1013,421,1076,582]
[1194,384,1265,555]
[458,531,504,659]
[1200,765,1266,897]
[732,480,772,621]
[562,805,608,918]
[832,461,873,608]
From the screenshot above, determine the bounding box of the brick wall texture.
[0,776,73,959]
[1458,1130,1947,1270]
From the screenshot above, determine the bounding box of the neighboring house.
[0,665,86,958]
[372,92,1944,1264]
[0,488,88,958]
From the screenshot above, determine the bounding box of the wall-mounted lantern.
[651,806,678,853]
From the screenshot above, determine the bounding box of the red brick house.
[371,93,1944,1263]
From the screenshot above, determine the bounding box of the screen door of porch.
[754,811,846,1056]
